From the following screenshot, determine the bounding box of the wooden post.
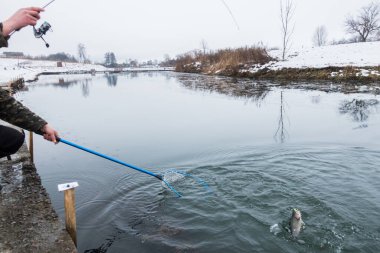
[58,182,79,247]
[29,131,34,163]
[64,188,77,246]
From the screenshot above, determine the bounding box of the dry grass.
[175,46,273,74]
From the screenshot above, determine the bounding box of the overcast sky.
[0,0,376,63]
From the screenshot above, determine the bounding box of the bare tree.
[313,25,328,46]
[200,39,208,55]
[345,2,380,42]
[280,0,295,60]
[77,43,87,63]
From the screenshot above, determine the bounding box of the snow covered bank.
[245,42,380,80]
[266,41,380,69]
[177,41,380,81]
[0,58,174,86]
[0,58,107,85]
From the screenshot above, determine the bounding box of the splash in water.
[160,169,212,197]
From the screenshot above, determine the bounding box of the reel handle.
[40,36,50,48]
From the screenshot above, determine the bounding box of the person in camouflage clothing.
[1,7,58,159]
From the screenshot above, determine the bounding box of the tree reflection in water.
[81,79,90,97]
[176,74,270,105]
[53,78,81,89]
[106,74,118,87]
[48,78,93,97]
[339,98,379,123]
[176,74,292,142]
[274,91,288,143]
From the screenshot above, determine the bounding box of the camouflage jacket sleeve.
[0,88,47,134]
[0,23,9,48]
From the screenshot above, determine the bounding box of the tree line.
[161,1,380,68]
[312,2,380,47]
[281,0,380,60]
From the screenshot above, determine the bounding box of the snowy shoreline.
[0,58,173,86]
[178,41,380,81]
[268,41,380,69]
[2,41,380,85]
[0,59,105,86]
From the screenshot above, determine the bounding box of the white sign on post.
[58,182,79,192]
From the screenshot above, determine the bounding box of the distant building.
[3,52,24,57]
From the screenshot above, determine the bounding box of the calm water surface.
[18,72,380,253]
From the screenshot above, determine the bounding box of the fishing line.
[220,0,240,30]
[42,0,56,9]
[57,138,211,198]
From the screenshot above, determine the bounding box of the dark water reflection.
[17,72,380,253]
[106,74,118,87]
[339,99,379,123]
[177,75,271,105]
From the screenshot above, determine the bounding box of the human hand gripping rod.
[56,137,182,197]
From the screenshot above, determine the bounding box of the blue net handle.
[58,137,182,197]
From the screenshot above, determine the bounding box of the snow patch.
[0,58,106,84]
[267,42,380,70]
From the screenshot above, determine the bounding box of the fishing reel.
[33,21,52,48]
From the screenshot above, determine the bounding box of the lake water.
[17,72,380,253]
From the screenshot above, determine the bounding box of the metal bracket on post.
[58,182,79,247]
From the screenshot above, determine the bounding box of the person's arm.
[0,23,10,47]
[0,7,44,48]
[0,7,58,143]
[0,88,58,143]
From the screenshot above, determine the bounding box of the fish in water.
[289,208,305,237]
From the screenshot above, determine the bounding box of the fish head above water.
[290,208,305,237]
[292,208,302,221]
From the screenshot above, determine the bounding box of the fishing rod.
[10,0,237,47]
[57,137,182,197]
[42,0,56,9]
[9,0,56,47]
[220,0,240,30]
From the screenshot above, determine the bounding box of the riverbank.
[176,41,380,82]
[0,58,173,86]
[0,126,77,252]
